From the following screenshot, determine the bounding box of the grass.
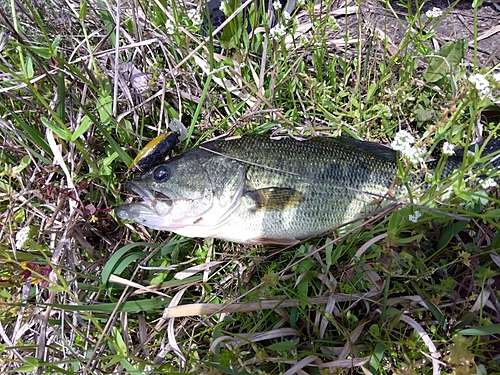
[1,0,500,373]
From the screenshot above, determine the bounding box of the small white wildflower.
[442,141,455,156]
[273,0,282,10]
[15,226,30,250]
[468,73,491,100]
[409,210,422,223]
[391,130,415,151]
[425,7,443,18]
[404,145,427,165]
[219,0,230,16]
[481,178,497,189]
[188,9,202,26]
[297,0,305,6]
[492,72,500,85]
[282,11,291,22]
[384,105,392,118]
[269,23,286,41]
[165,19,175,35]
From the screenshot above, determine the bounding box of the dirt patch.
[361,0,500,67]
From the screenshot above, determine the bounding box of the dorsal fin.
[338,137,397,162]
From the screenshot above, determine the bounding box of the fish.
[115,135,493,245]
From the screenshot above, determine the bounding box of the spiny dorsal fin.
[338,137,397,162]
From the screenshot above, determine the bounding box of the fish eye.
[153,165,172,182]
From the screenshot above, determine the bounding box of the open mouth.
[126,181,173,213]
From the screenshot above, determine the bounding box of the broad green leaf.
[437,220,468,250]
[423,40,467,83]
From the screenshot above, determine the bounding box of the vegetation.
[1,0,500,373]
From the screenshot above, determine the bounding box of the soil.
[357,0,500,67]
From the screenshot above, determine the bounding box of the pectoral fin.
[245,187,304,210]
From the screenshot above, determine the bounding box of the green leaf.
[79,0,87,20]
[43,298,171,313]
[100,242,158,287]
[25,56,34,79]
[218,0,243,50]
[266,338,300,352]
[459,324,500,335]
[97,95,113,125]
[111,327,127,355]
[16,356,39,372]
[437,220,468,251]
[71,115,92,142]
[51,35,61,51]
[41,117,72,141]
[423,40,467,83]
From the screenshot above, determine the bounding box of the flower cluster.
[269,23,286,41]
[391,130,427,165]
[468,73,491,100]
[493,72,500,84]
[408,210,422,223]
[273,0,282,10]
[442,141,455,156]
[15,226,31,250]
[165,19,175,35]
[425,7,443,18]
[188,9,202,27]
[481,178,498,189]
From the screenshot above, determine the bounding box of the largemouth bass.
[115,135,467,245]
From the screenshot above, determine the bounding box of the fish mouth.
[117,181,173,218]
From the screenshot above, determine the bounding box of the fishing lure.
[129,119,188,171]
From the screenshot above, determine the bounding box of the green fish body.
[115,135,462,245]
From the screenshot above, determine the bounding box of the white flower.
[442,141,455,156]
[297,0,305,6]
[404,146,427,165]
[282,11,291,21]
[493,72,500,85]
[219,0,230,16]
[165,19,175,35]
[425,7,443,18]
[468,73,491,100]
[269,23,286,41]
[481,178,497,189]
[391,130,415,151]
[15,226,30,250]
[273,0,282,10]
[384,105,392,119]
[409,210,422,223]
[188,9,202,26]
